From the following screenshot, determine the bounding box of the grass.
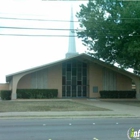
[113,101,140,107]
[0,100,109,112]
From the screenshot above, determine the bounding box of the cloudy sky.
[0,0,88,83]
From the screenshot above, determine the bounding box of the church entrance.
[62,60,88,98]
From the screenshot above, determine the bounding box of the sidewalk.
[0,99,139,119]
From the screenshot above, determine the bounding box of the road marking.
[69,123,72,125]
[93,123,95,125]
[93,137,98,140]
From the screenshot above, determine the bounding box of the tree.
[76,0,140,74]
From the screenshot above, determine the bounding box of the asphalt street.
[0,118,140,140]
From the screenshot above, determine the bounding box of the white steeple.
[65,6,78,58]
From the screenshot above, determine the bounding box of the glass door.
[62,60,88,98]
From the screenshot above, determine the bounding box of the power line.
[0,17,79,22]
[0,26,139,32]
[0,16,140,23]
[0,33,139,37]
[0,26,80,31]
[0,34,77,37]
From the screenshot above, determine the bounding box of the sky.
[0,0,88,83]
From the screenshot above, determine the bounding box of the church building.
[0,7,140,100]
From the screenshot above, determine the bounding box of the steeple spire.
[65,6,78,58]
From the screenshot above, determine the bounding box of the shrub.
[100,90,136,98]
[0,90,11,100]
[17,89,58,99]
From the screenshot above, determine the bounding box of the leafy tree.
[76,0,140,74]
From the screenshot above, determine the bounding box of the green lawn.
[114,101,140,107]
[0,100,109,112]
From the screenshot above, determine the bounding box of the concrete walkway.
[0,99,140,119]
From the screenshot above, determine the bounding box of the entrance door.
[62,60,88,98]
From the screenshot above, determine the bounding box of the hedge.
[17,89,58,99]
[0,90,11,100]
[100,90,136,98]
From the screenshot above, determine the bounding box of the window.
[72,68,76,76]
[83,77,87,85]
[67,63,71,71]
[67,86,71,97]
[72,76,76,85]
[62,68,66,75]
[67,72,71,80]
[62,76,66,85]
[93,86,98,93]
[72,61,76,67]
[62,60,88,97]
[62,86,66,96]
[83,68,87,76]
[77,72,81,80]
[77,81,82,85]
[78,62,82,67]
[67,81,71,85]
[83,63,87,67]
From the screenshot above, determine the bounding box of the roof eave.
[6,53,86,82]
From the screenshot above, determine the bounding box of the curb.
[0,114,137,119]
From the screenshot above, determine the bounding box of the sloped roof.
[6,53,140,82]
[6,53,84,82]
